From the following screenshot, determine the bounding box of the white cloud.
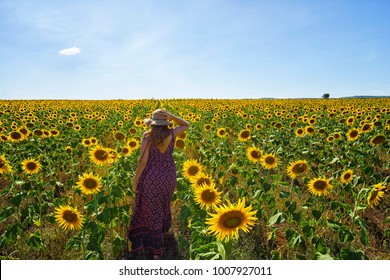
[58,47,81,55]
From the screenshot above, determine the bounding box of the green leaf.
[268,212,285,226]
[10,192,23,207]
[97,206,118,225]
[279,191,290,198]
[0,207,14,223]
[302,224,314,238]
[112,235,125,256]
[312,209,322,221]
[27,232,42,249]
[315,252,334,260]
[65,235,82,251]
[360,229,368,246]
[339,249,368,260]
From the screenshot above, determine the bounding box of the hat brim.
[144,119,172,126]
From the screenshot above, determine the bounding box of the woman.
[128,109,189,259]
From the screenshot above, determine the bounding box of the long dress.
[128,130,176,256]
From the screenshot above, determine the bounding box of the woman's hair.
[146,125,170,146]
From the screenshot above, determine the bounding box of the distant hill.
[340,95,390,99]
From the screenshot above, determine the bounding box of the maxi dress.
[128,130,177,255]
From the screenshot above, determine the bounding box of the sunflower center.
[292,163,307,174]
[188,166,199,176]
[350,130,358,138]
[201,190,216,202]
[95,149,108,160]
[63,210,78,223]
[251,150,261,159]
[369,190,379,200]
[0,160,5,168]
[372,135,385,144]
[115,132,125,141]
[220,211,244,229]
[84,178,98,189]
[218,130,225,135]
[240,131,250,139]
[344,173,351,180]
[26,162,37,171]
[11,132,22,139]
[265,156,275,165]
[176,139,185,148]
[313,180,327,190]
[129,141,137,148]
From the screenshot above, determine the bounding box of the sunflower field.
[0,98,389,260]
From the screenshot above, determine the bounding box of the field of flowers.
[0,98,389,260]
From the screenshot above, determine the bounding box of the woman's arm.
[133,133,149,190]
[164,111,190,137]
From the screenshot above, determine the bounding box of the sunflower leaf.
[268,212,285,226]
[0,207,14,223]
[315,252,334,260]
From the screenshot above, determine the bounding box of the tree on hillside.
[322,93,330,99]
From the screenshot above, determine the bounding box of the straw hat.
[144,109,172,126]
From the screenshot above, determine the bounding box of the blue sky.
[1,0,389,99]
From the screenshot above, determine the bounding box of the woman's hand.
[159,109,174,120]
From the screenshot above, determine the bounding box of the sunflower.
[204,124,212,131]
[340,169,353,184]
[307,177,333,196]
[367,182,386,208]
[108,148,120,162]
[9,131,24,142]
[360,123,373,133]
[81,138,92,147]
[255,123,262,130]
[333,132,342,140]
[134,119,143,127]
[175,138,185,149]
[54,205,85,231]
[128,138,140,150]
[286,160,309,179]
[326,136,334,143]
[182,159,203,180]
[33,129,43,137]
[76,171,103,195]
[305,126,315,136]
[65,146,72,153]
[346,116,355,126]
[178,131,187,139]
[21,158,42,175]
[260,153,278,169]
[190,172,214,188]
[0,155,13,174]
[0,134,8,141]
[206,198,258,241]
[89,145,112,166]
[346,128,360,141]
[194,182,222,210]
[114,131,126,141]
[246,147,262,163]
[370,134,386,146]
[295,128,305,137]
[238,129,251,141]
[216,127,227,138]
[121,146,132,156]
